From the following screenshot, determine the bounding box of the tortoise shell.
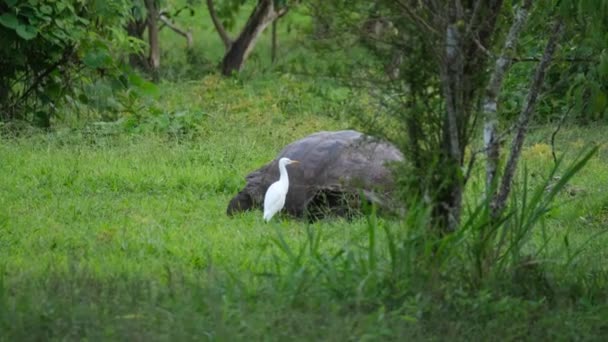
[227,130,403,219]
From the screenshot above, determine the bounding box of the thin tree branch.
[472,36,493,58]
[395,0,440,36]
[276,6,289,18]
[172,5,191,18]
[492,19,564,218]
[483,0,532,197]
[512,56,595,63]
[159,14,193,48]
[465,0,483,37]
[206,0,233,50]
[16,46,75,106]
[551,104,572,165]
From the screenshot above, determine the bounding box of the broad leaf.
[82,49,110,68]
[592,90,607,113]
[600,52,608,81]
[0,13,19,30]
[15,24,37,40]
[40,5,53,14]
[128,73,159,96]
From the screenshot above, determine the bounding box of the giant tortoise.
[226,130,404,220]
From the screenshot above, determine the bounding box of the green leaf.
[138,80,159,97]
[16,24,37,40]
[40,5,53,14]
[82,49,110,68]
[128,72,159,96]
[78,93,89,104]
[76,16,90,25]
[4,0,18,6]
[0,13,19,30]
[599,52,608,81]
[56,1,66,11]
[127,72,145,86]
[592,91,607,113]
[45,79,61,98]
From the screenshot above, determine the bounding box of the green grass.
[0,134,371,340]
[3,5,608,336]
[2,74,608,339]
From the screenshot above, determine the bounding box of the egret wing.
[263,182,286,220]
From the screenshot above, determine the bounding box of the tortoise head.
[226,191,254,216]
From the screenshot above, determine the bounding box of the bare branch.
[395,0,440,36]
[220,0,289,75]
[159,14,193,48]
[444,23,462,163]
[172,5,191,18]
[551,104,572,165]
[512,56,595,63]
[492,19,564,218]
[483,0,532,196]
[465,0,483,37]
[15,46,75,108]
[276,6,289,18]
[472,36,493,58]
[206,0,233,50]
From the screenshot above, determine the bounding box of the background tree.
[145,0,161,81]
[125,1,148,69]
[372,0,507,233]
[320,0,608,235]
[207,0,291,75]
[126,0,193,77]
[0,0,142,127]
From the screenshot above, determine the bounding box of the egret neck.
[278,158,290,189]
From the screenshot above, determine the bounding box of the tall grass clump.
[462,147,598,297]
[264,144,606,334]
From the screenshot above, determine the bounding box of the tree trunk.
[491,20,564,218]
[125,19,147,69]
[271,20,277,64]
[206,0,233,50]
[221,0,286,76]
[159,13,193,49]
[484,0,532,200]
[436,22,465,233]
[429,1,503,233]
[145,0,160,81]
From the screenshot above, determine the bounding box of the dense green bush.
[0,0,152,127]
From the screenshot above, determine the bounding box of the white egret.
[263,157,299,222]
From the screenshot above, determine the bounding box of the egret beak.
[291,160,300,164]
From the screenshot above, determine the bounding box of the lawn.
[1,75,608,340]
[2,0,608,339]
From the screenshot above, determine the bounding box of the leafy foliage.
[0,0,151,127]
[499,0,608,124]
